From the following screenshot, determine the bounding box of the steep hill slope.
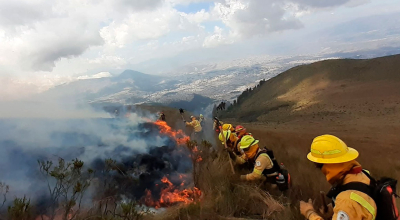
[226,54,400,125]
[218,55,400,219]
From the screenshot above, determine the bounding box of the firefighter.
[159,112,166,121]
[235,125,251,140]
[300,135,376,220]
[185,116,202,141]
[219,128,239,154]
[199,114,205,127]
[213,118,223,133]
[235,135,280,181]
[222,124,235,132]
[234,125,252,149]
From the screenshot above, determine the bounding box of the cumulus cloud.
[212,0,304,38]
[0,0,168,71]
[0,0,105,71]
[291,0,353,8]
[23,21,104,71]
[0,0,379,98]
[203,26,233,48]
[184,9,212,24]
[0,0,365,71]
[0,0,52,27]
[100,5,206,49]
[100,9,179,48]
[115,0,164,11]
[77,72,112,80]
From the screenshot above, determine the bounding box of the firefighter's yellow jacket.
[235,146,274,181]
[307,163,376,220]
[186,120,202,132]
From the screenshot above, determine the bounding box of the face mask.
[244,144,258,159]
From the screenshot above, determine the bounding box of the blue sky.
[0,0,400,99]
[174,1,214,13]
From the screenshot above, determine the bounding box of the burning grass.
[0,118,206,219]
[0,119,287,220]
[153,120,190,145]
[143,176,201,208]
[147,140,286,220]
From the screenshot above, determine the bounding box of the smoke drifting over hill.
[0,108,198,213]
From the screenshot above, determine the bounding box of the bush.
[38,158,95,219]
[8,196,31,220]
[0,182,9,211]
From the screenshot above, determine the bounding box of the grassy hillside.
[225,54,400,124]
[216,54,400,219]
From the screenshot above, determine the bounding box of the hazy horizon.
[1,0,400,100]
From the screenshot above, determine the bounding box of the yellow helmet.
[240,135,259,149]
[307,134,359,164]
[222,124,232,131]
[219,130,231,144]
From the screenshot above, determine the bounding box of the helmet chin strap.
[250,139,256,147]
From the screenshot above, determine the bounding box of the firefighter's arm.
[235,154,247,164]
[300,199,324,220]
[331,192,366,220]
[186,121,193,126]
[240,156,271,181]
[305,211,324,220]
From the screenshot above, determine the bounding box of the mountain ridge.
[223,54,400,123]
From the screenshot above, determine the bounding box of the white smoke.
[0,101,171,201]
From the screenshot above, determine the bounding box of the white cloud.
[100,4,208,50]
[0,0,395,100]
[114,0,164,11]
[0,0,371,73]
[0,0,105,71]
[203,26,233,48]
[77,71,112,80]
[212,0,304,39]
[100,8,179,48]
[184,9,212,24]
[0,0,53,27]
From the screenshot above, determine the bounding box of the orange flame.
[143,176,201,208]
[153,121,190,145]
[192,146,203,163]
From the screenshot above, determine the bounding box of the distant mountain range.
[35,46,400,114]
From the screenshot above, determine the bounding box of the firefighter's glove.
[319,203,333,218]
[300,199,316,219]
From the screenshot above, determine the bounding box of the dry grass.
[147,139,286,220]
[166,123,399,220]
[213,55,400,219]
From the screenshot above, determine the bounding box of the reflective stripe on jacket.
[308,172,377,220]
